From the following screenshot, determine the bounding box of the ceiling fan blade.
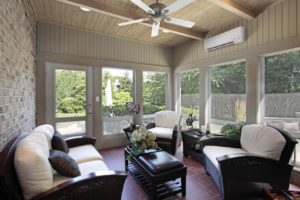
[151,22,160,37]
[164,17,195,28]
[130,0,155,14]
[118,18,150,26]
[162,0,196,15]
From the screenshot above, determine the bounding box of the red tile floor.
[98,143,300,200]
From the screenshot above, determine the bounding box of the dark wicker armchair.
[145,110,182,155]
[0,133,127,200]
[201,125,298,200]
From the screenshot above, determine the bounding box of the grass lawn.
[56,113,86,118]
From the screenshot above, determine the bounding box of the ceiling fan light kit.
[118,0,196,37]
[80,7,91,12]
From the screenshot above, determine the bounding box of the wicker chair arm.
[65,136,97,148]
[216,153,293,189]
[201,137,241,151]
[145,123,155,130]
[30,171,128,200]
[173,125,180,132]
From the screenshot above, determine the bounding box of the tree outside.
[143,72,166,115]
[56,70,86,118]
[180,70,200,117]
[265,50,300,118]
[210,61,246,122]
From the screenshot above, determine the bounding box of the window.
[264,50,300,167]
[143,72,167,123]
[210,61,246,123]
[102,68,134,135]
[180,70,199,129]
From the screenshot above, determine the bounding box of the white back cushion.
[154,110,181,129]
[283,122,299,131]
[31,124,54,149]
[241,125,286,160]
[14,132,53,200]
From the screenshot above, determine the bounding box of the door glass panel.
[56,69,86,118]
[56,121,86,135]
[103,119,131,135]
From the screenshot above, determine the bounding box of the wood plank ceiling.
[31,0,282,47]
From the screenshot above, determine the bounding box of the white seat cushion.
[203,146,247,170]
[52,160,109,187]
[31,124,55,149]
[241,125,286,160]
[155,110,181,129]
[68,144,104,164]
[14,133,53,200]
[148,127,173,139]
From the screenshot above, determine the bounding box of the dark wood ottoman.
[125,148,187,200]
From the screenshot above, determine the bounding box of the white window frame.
[260,49,300,168]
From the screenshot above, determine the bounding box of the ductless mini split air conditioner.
[204,26,245,52]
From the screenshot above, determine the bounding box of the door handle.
[89,112,92,114]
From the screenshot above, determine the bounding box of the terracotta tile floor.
[98,143,300,200]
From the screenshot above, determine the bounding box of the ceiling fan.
[118,0,196,37]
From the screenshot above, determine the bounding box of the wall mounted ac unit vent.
[204,26,245,52]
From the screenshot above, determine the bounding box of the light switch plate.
[96,96,99,102]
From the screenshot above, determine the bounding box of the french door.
[46,63,93,137]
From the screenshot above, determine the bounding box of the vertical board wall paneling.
[37,21,172,67]
[173,0,300,67]
[269,6,276,43]
[282,0,290,39]
[289,0,297,37]
[298,0,300,35]
[275,3,282,41]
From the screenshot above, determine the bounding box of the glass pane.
[103,119,131,135]
[180,70,200,117]
[143,117,155,124]
[102,68,133,117]
[143,72,166,115]
[56,69,86,118]
[211,61,246,122]
[265,51,300,118]
[57,121,86,135]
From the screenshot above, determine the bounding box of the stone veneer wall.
[0,0,36,151]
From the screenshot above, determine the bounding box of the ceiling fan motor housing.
[149,3,166,15]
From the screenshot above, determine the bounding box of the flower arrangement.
[126,125,158,160]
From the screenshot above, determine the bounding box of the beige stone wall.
[0,0,36,151]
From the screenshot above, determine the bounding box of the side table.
[123,127,136,142]
[181,129,224,164]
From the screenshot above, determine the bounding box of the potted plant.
[220,122,247,140]
[186,113,198,128]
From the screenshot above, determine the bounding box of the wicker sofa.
[0,125,127,200]
[201,125,298,200]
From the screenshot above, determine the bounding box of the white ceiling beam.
[208,0,255,20]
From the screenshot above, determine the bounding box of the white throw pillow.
[154,110,181,129]
[283,122,299,131]
[241,125,286,160]
[14,133,53,200]
[31,124,55,149]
